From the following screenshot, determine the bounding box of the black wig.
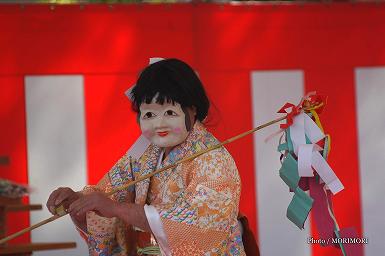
[131,58,210,122]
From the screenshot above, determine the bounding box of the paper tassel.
[276,94,362,255]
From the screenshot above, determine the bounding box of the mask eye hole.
[143,112,155,119]
[165,110,178,116]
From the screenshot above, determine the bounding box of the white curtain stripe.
[25,75,88,256]
[355,67,385,256]
[251,70,311,256]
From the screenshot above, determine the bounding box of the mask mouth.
[157,131,169,137]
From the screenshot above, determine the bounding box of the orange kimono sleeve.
[75,152,137,256]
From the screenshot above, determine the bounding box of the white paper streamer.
[312,151,344,194]
[298,144,323,177]
[298,144,315,177]
[289,112,344,194]
[303,113,325,143]
[289,113,306,155]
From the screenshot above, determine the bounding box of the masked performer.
[46,58,246,256]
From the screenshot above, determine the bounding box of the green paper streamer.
[305,135,312,144]
[286,128,294,152]
[334,230,347,256]
[279,154,300,190]
[286,187,314,229]
[323,135,329,160]
[278,142,289,152]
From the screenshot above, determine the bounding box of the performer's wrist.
[70,213,87,232]
[114,203,151,232]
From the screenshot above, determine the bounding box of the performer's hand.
[68,191,119,219]
[46,187,81,215]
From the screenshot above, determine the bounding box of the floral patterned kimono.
[77,122,246,256]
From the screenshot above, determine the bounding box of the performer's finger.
[68,199,80,213]
[61,200,72,212]
[68,196,88,214]
[54,188,73,205]
[76,204,91,217]
[71,200,92,217]
[46,188,62,214]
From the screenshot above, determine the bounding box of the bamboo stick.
[0,215,64,244]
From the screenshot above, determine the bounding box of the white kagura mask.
[139,100,192,149]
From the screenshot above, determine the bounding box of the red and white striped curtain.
[1,3,384,256]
